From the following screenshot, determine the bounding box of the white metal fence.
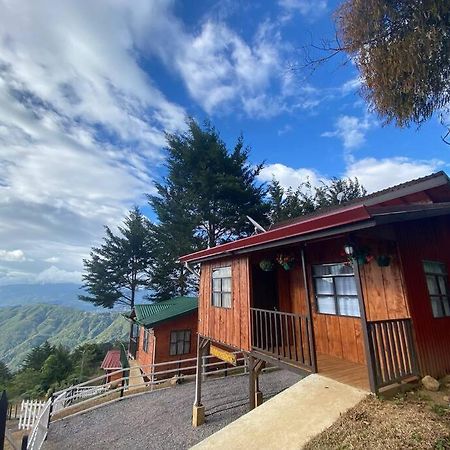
[23,352,265,450]
[53,386,108,413]
[26,399,51,450]
[18,400,47,430]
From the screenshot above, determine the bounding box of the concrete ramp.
[192,374,368,450]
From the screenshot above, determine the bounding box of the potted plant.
[346,246,373,266]
[276,253,295,271]
[259,259,274,272]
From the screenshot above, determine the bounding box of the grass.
[304,383,450,450]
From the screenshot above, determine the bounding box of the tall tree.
[335,1,450,139]
[80,207,153,310]
[267,176,366,225]
[148,119,268,301]
[22,341,53,371]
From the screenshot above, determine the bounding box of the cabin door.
[251,265,279,310]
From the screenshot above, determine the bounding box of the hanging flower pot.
[376,255,391,267]
[276,253,295,270]
[259,259,274,272]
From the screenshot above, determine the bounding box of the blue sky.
[0,0,448,285]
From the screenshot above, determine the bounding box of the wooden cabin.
[126,296,198,379]
[181,171,450,420]
[101,349,123,384]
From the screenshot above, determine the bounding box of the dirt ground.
[305,384,450,450]
[44,369,301,450]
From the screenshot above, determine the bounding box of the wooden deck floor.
[317,353,370,391]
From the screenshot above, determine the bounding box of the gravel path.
[44,370,301,450]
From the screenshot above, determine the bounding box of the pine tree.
[148,119,268,301]
[80,207,153,310]
[22,341,54,371]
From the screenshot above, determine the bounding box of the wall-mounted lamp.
[343,244,354,256]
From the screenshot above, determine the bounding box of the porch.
[249,238,419,393]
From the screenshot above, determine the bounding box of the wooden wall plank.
[339,317,359,364]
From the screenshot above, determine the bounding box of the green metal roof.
[131,296,198,328]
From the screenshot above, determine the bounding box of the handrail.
[367,317,419,391]
[50,351,247,411]
[250,307,314,371]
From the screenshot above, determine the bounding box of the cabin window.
[423,261,450,318]
[143,329,150,353]
[313,263,360,317]
[212,266,232,308]
[170,330,191,356]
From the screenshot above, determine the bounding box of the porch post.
[193,335,209,427]
[353,261,377,393]
[301,247,318,373]
[248,355,256,411]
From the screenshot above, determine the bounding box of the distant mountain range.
[0,304,130,371]
[0,283,153,370]
[0,283,96,311]
[0,283,150,311]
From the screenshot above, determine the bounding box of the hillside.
[0,304,129,371]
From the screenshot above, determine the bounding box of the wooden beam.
[353,261,377,393]
[193,335,209,427]
[301,246,318,373]
[248,355,256,411]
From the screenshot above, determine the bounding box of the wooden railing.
[367,318,419,390]
[250,307,314,371]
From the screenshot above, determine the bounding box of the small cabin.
[126,296,198,379]
[101,349,123,384]
[181,171,450,404]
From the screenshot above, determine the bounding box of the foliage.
[148,118,268,301]
[6,341,118,400]
[81,207,153,310]
[0,304,129,371]
[267,176,366,224]
[336,0,450,133]
[22,341,53,371]
[0,360,11,391]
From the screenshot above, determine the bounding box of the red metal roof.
[180,171,450,264]
[180,204,372,263]
[101,350,122,370]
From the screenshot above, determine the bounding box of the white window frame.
[211,266,232,308]
[312,262,361,318]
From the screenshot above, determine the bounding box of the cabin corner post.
[352,261,377,393]
[301,246,318,373]
[193,335,209,427]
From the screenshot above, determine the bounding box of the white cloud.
[278,0,327,18]
[44,257,60,264]
[345,157,444,193]
[165,19,286,117]
[35,266,82,284]
[0,250,26,262]
[322,115,375,150]
[0,0,187,284]
[258,163,323,189]
[259,156,444,196]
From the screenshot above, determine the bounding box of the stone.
[443,395,449,402]
[441,375,450,385]
[422,375,440,392]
